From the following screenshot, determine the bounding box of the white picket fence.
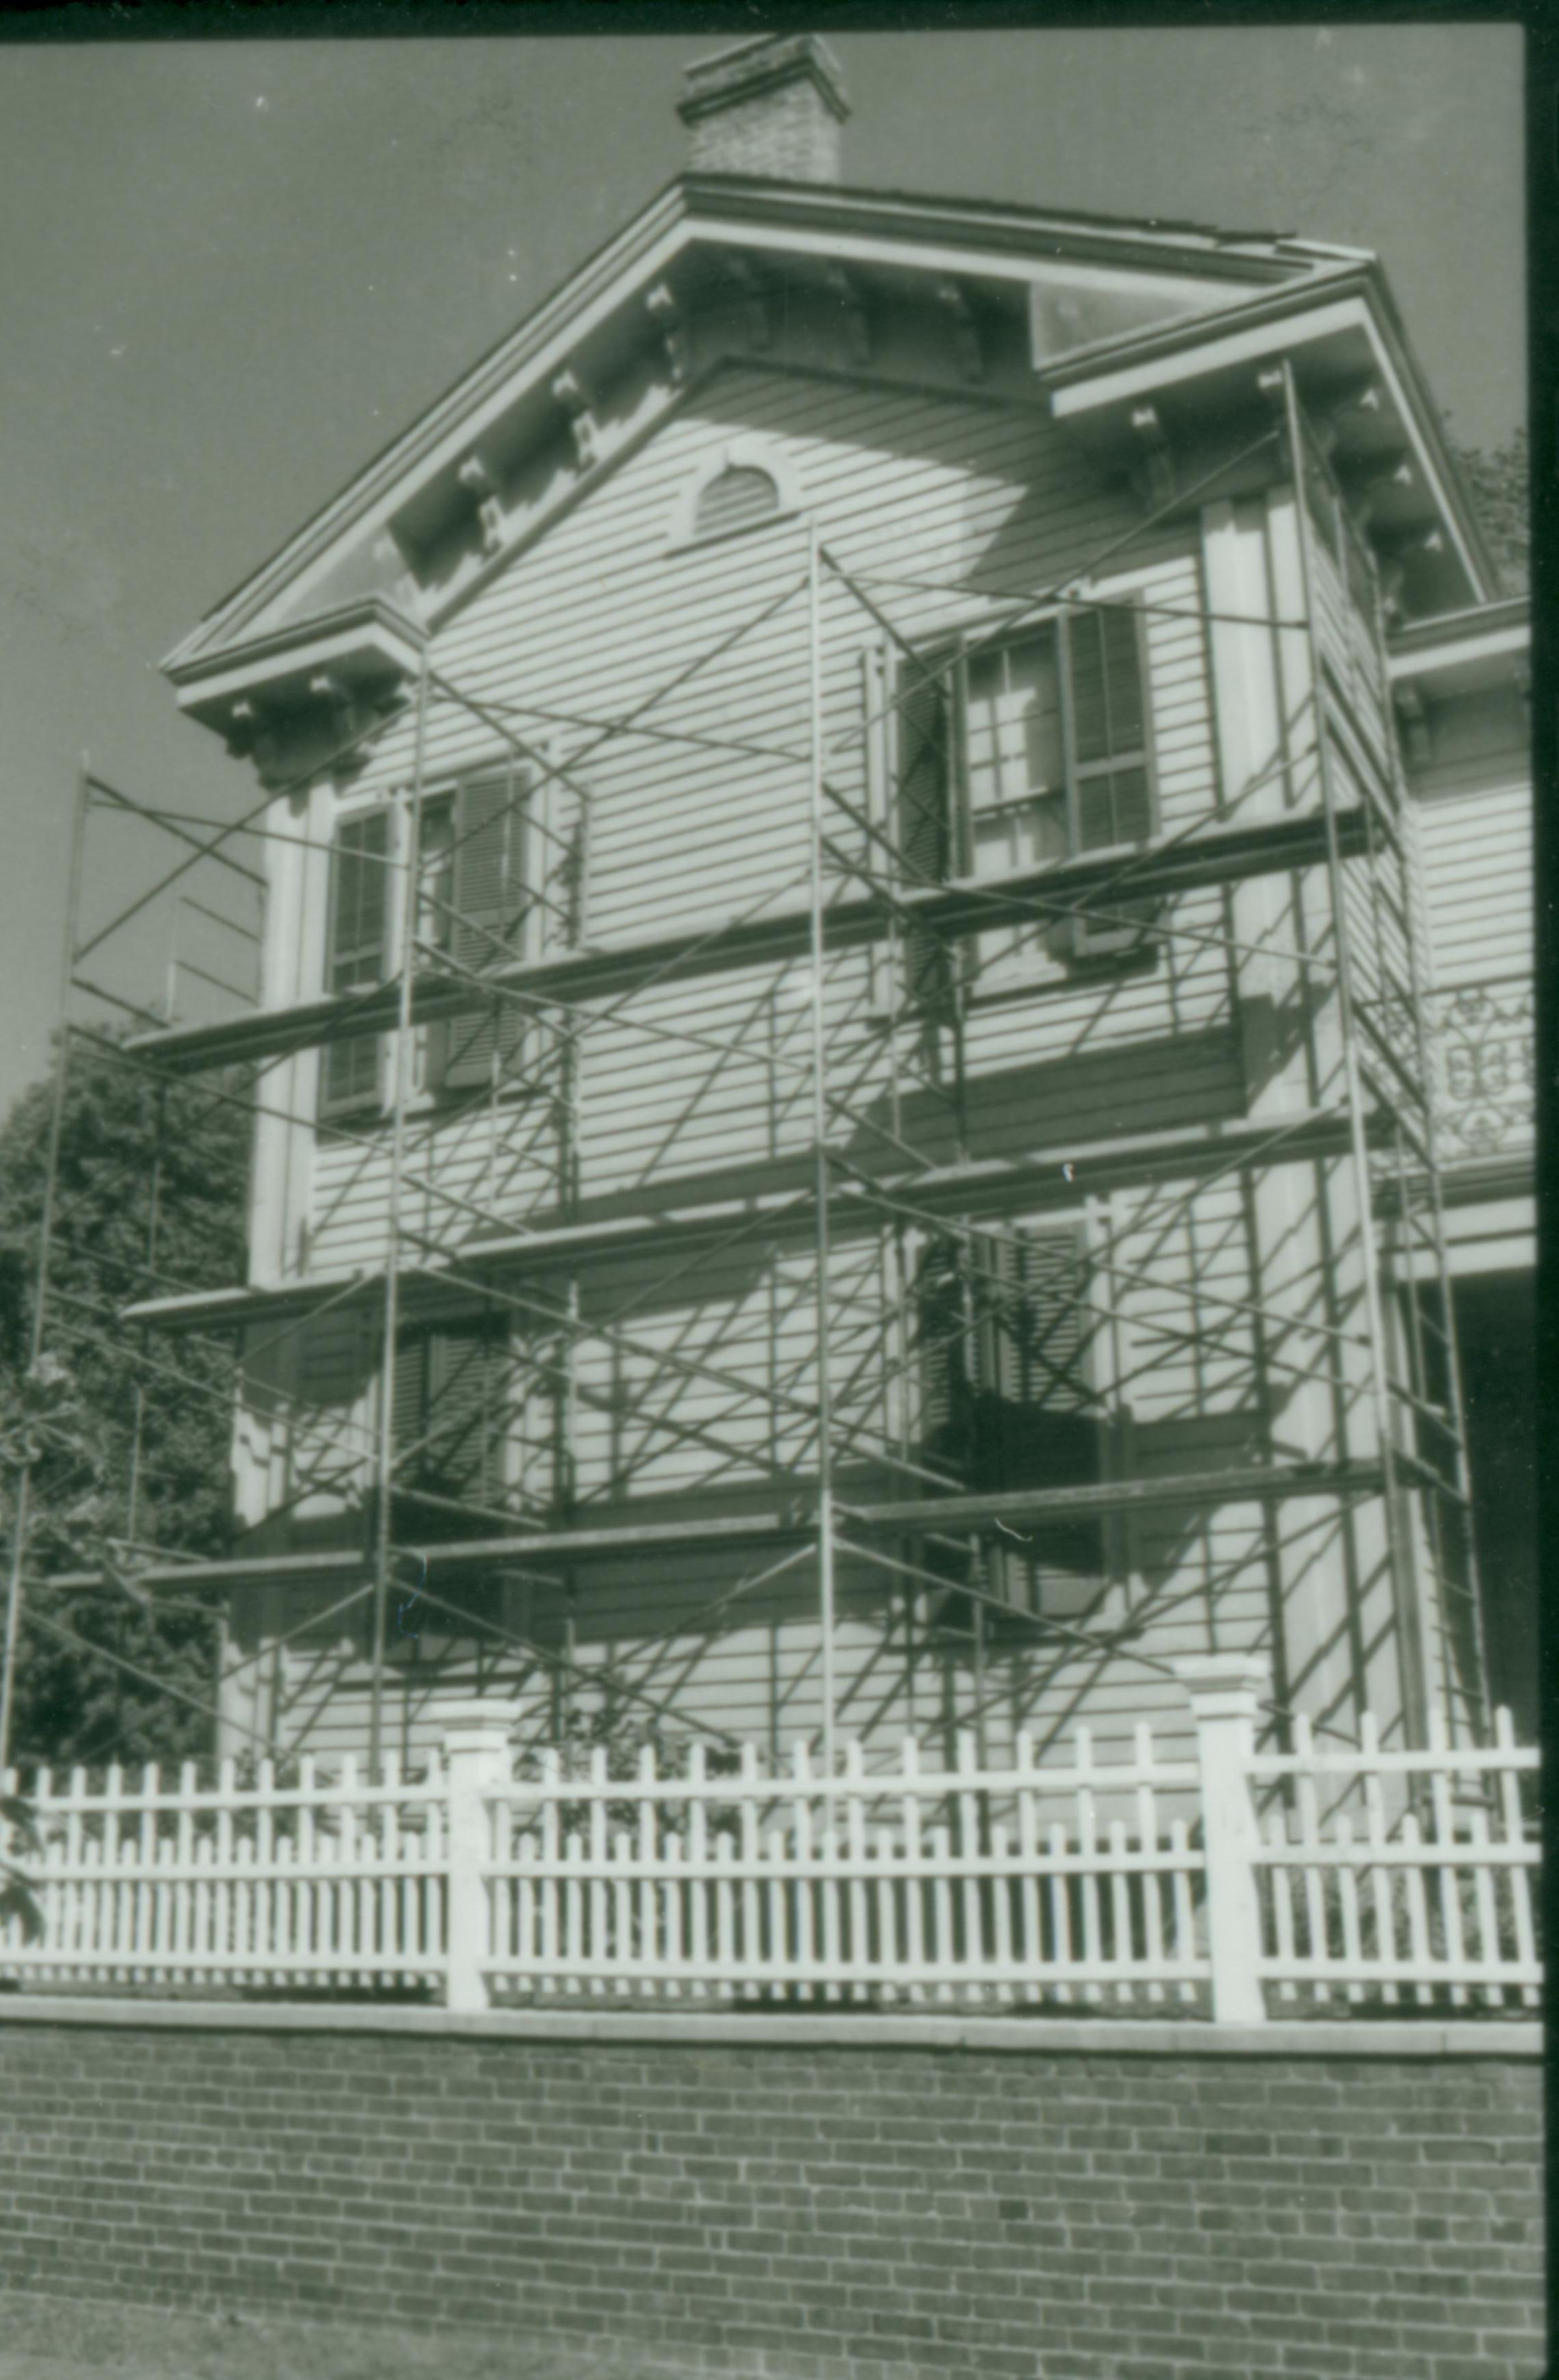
[0,1661,1541,2020]
[1251,1707,1541,2011]
[0,1754,447,1994]
[485,1731,1209,2009]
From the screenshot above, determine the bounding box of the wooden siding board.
[1417,781,1532,983]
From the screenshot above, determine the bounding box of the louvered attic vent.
[693,463,780,540]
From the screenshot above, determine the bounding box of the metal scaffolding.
[0,363,1491,1780]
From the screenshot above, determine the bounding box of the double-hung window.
[319,770,533,1122]
[898,601,1157,986]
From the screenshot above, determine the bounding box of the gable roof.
[162,168,1492,730]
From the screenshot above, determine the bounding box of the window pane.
[966,635,1062,817]
[329,812,388,992]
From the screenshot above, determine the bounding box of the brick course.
[0,2014,1543,2380]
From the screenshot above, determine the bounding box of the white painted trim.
[1387,621,1530,686]
[1051,296,1372,416]
[170,618,424,718]
[0,1996,1538,2057]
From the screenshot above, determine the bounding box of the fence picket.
[1495,1710,1538,2007]
[1016,1736,1041,2007]
[1076,1730,1102,2006]
[0,1704,1539,2018]
[1400,1814,1433,2006]
[1136,1726,1165,2007]
[845,1742,868,2006]
[1428,1719,1468,2009]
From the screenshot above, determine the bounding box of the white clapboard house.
[123,35,1532,1775]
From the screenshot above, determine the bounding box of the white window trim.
[667,436,803,553]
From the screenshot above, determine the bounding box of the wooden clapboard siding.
[224,354,1424,1767]
[1416,776,1531,986]
[298,373,1238,1266]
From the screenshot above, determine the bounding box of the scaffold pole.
[369,657,432,1780]
[805,515,838,1773]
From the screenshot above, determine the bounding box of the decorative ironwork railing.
[1428,975,1535,1162]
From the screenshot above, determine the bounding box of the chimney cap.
[678,31,852,133]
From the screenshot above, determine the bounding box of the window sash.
[320,808,391,1120]
[896,603,1156,974]
[431,769,532,1094]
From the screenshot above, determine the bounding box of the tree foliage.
[1445,422,1529,594]
[0,1035,249,1771]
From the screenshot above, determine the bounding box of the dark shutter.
[435,771,530,1092]
[915,1237,973,1479]
[896,658,954,1014]
[320,809,390,1118]
[918,1228,1104,1619]
[1063,606,1157,953]
[392,1320,507,1538]
[975,1229,1103,1613]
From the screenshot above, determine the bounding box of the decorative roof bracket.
[934,277,983,380]
[1342,452,1413,526]
[1392,680,1431,767]
[645,282,690,384]
[550,369,600,471]
[725,255,773,351]
[823,263,871,364]
[1315,376,1383,453]
[457,454,506,557]
[1129,403,1175,511]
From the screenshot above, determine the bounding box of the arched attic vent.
[674,438,801,548]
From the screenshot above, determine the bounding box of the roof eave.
[163,174,1340,685]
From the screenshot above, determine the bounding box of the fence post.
[442,1701,518,2015]
[1173,1655,1270,2026]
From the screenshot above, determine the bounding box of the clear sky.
[0,23,1525,1122]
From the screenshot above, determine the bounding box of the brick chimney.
[678,33,851,184]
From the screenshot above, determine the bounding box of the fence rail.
[0,1663,1541,2020]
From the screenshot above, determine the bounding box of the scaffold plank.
[39,1457,1383,1597]
[120,808,1372,1075]
[120,1107,1362,1332]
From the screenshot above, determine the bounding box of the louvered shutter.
[320,810,390,1117]
[435,772,530,1092]
[916,1237,973,1478]
[428,1326,503,1504]
[392,1321,506,1539]
[1063,605,1156,955]
[896,658,954,1014]
[970,1229,1104,1615]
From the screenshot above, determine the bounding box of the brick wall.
[0,2009,1543,2380]
[686,77,844,182]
